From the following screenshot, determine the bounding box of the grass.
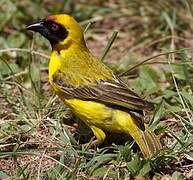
[1,0,193,179]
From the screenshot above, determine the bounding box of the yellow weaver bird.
[26,14,162,158]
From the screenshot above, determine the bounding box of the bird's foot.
[84,137,102,150]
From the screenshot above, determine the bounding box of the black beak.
[25,19,55,44]
[26,20,44,32]
[25,19,67,46]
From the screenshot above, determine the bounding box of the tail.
[139,125,162,158]
[126,123,162,158]
[114,110,162,158]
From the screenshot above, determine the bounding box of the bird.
[26,14,162,158]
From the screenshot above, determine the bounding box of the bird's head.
[26,14,85,50]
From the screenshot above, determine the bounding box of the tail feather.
[114,110,162,158]
[126,124,162,158]
[140,125,162,158]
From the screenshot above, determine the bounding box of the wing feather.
[52,70,155,130]
[52,71,154,112]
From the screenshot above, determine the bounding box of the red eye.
[51,23,59,31]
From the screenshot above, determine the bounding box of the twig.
[4,67,48,81]
[118,47,193,77]
[28,33,42,108]
[37,150,46,180]
[84,22,92,34]
[80,16,103,26]
[0,48,49,59]
[100,30,118,61]
[169,61,192,133]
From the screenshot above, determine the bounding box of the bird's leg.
[84,136,97,149]
[84,126,106,149]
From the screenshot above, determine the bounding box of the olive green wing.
[53,70,154,111]
[52,70,154,130]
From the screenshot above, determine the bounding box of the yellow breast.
[49,51,61,81]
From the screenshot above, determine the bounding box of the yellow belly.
[49,78,136,135]
[64,98,132,133]
[65,99,112,128]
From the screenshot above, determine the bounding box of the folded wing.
[52,70,154,130]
